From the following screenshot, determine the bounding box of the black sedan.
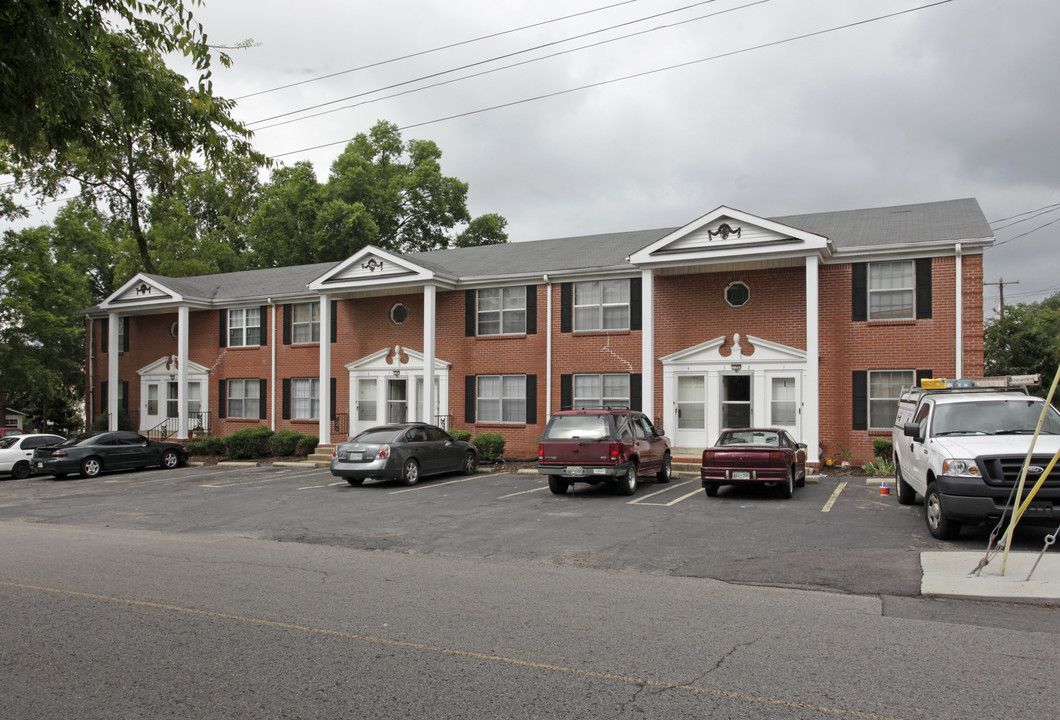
[33,430,189,479]
[330,423,478,487]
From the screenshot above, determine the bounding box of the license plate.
[731,470,751,480]
[565,466,584,477]
[348,451,363,462]
[35,462,43,468]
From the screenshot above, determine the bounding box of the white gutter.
[955,244,963,377]
[268,297,276,431]
[544,274,552,419]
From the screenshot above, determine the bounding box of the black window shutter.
[259,380,268,420]
[218,380,227,419]
[629,277,642,330]
[465,290,476,336]
[852,371,868,430]
[464,376,476,423]
[282,379,291,420]
[101,319,108,352]
[560,374,573,411]
[916,369,933,387]
[852,263,867,321]
[560,283,573,333]
[121,380,129,412]
[121,317,130,352]
[219,309,227,348]
[259,306,268,345]
[630,373,642,411]
[282,304,292,345]
[330,377,337,421]
[915,258,932,319]
[101,381,107,413]
[331,300,338,343]
[525,375,537,424]
[526,285,537,335]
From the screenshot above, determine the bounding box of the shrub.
[471,432,505,462]
[296,434,319,456]
[225,426,274,460]
[269,429,302,456]
[872,438,893,459]
[450,429,471,442]
[186,435,227,456]
[91,409,134,431]
[863,456,895,476]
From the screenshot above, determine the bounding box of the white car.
[0,433,65,479]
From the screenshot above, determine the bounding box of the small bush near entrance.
[472,432,505,462]
[186,435,227,456]
[226,426,274,460]
[269,429,302,456]
[872,438,893,459]
[296,434,318,456]
[450,429,471,442]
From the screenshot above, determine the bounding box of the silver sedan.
[330,423,479,487]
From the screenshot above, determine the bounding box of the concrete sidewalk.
[921,551,1060,604]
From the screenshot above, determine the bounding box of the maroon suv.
[537,409,672,495]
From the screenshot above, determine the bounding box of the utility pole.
[985,277,1019,320]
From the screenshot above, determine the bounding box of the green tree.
[0,225,92,429]
[984,293,1060,398]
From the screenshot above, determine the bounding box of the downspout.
[544,274,552,419]
[954,244,963,377]
[87,318,94,432]
[268,298,276,431]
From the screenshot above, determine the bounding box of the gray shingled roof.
[133,198,991,303]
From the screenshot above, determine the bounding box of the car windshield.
[933,399,1060,436]
[352,428,401,444]
[717,431,780,446]
[0,436,19,449]
[544,415,610,440]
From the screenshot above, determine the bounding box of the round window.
[725,281,750,307]
[170,321,179,337]
[390,303,408,325]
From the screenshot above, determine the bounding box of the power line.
[989,202,1060,225]
[233,0,643,101]
[990,215,1060,248]
[269,0,955,160]
[989,203,1060,232]
[253,0,770,133]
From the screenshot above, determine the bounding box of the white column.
[805,256,820,466]
[640,268,654,421]
[423,285,436,426]
[107,313,119,431]
[177,305,189,439]
[318,296,332,443]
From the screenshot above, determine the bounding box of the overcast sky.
[29,0,1060,311]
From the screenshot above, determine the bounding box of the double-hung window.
[868,261,915,320]
[292,378,320,420]
[477,287,526,335]
[477,375,526,423]
[292,302,320,344]
[573,373,629,409]
[229,308,262,347]
[574,280,629,331]
[868,370,914,429]
[227,379,261,420]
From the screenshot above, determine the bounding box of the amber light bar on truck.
[920,375,1041,390]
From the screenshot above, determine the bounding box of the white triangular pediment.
[311,246,435,290]
[345,345,451,372]
[629,206,831,267]
[137,356,210,377]
[661,334,805,365]
[101,274,179,309]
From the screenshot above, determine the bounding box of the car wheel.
[779,469,795,499]
[656,453,672,483]
[11,460,31,480]
[401,458,420,486]
[461,452,478,476]
[704,482,719,497]
[925,482,961,539]
[80,457,102,479]
[617,462,638,496]
[548,476,570,495]
[161,449,180,470]
[346,478,364,486]
[894,457,915,506]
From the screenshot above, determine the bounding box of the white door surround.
[346,346,450,435]
[137,356,210,435]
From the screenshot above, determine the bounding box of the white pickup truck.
[891,376,1060,539]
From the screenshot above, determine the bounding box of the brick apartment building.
[84,198,993,466]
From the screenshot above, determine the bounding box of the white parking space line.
[389,476,479,494]
[821,482,847,512]
[499,485,550,499]
[628,480,697,506]
[299,481,348,490]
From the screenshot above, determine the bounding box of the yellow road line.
[0,579,906,720]
[822,482,847,512]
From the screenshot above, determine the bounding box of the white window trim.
[477,374,527,424]
[868,369,915,430]
[868,261,915,320]
[292,378,320,420]
[292,302,321,344]
[573,279,630,332]
[228,379,261,420]
[229,307,262,347]
[573,373,630,409]
[477,287,527,336]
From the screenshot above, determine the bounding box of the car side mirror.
[903,423,922,441]
[142,440,149,447]
[796,442,807,450]
[655,427,665,437]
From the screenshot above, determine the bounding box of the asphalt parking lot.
[3,461,1055,606]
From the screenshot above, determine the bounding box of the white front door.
[675,374,708,448]
[387,379,408,423]
[721,374,752,429]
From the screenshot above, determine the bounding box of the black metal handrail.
[145,411,212,440]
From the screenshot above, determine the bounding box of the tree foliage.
[984,294,1060,398]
